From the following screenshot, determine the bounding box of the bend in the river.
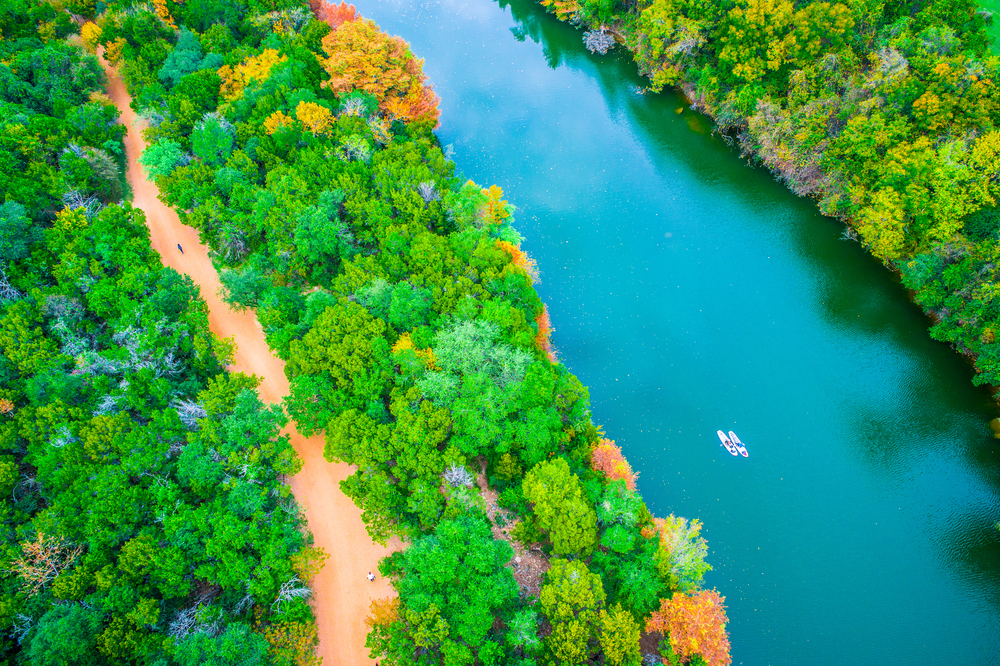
[351,0,1000,663]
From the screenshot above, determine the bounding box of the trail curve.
[101,57,398,666]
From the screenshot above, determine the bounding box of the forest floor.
[101,57,400,665]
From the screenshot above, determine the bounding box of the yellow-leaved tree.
[855,187,908,262]
[319,18,440,126]
[218,49,287,101]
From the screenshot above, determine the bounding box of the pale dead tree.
[62,189,104,219]
[417,181,439,204]
[254,7,311,32]
[50,425,76,449]
[140,471,168,488]
[219,227,249,262]
[583,29,615,55]
[340,97,366,118]
[93,393,121,417]
[140,108,168,129]
[0,268,22,303]
[12,474,42,504]
[168,589,221,640]
[341,135,372,163]
[44,295,89,355]
[167,605,202,641]
[78,352,126,376]
[167,438,187,457]
[443,462,474,488]
[110,319,185,377]
[272,575,311,610]
[669,23,705,57]
[841,226,859,242]
[172,398,207,430]
[278,495,302,519]
[871,47,908,87]
[11,613,34,645]
[76,273,96,294]
[8,533,83,596]
[235,462,262,483]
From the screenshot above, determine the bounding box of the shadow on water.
[495,0,1000,646]
[353,0,1000,659]
[498,0,1000,378]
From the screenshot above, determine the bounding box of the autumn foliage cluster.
[534,304,555,362]
[591,438,638,491]
[647,589,732,666]
[540,0,1000,393]
[309,0,359,30]
[59,0,736,663]
[320,17,441,126]
[497,239,540,284]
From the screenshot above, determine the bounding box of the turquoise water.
[351,0,1000,662]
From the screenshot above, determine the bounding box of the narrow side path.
[101,58,397,665]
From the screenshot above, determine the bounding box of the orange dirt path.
[101,58,399,665]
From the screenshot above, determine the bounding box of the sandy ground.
[101,58,399,665]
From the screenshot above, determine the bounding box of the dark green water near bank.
[351,0,1000,661]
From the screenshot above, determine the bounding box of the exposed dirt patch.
[101,54,399,665]
[475,469,549,599]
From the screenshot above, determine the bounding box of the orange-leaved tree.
[11,532,83,596]
[647,589,731,666]
[497,240,540,284]
[591,439,638,491]
[319,18,440,126]
[310,0,359,30]
[535,304,556,362]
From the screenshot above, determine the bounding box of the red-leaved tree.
[309,0,359,30]
[590,439,638,491]
[535,304,556,362]
[646,589,731,666]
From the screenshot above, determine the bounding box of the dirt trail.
[101,59,398,665]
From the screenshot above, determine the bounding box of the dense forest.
[538,0,1000,392]
[0,3,324,664]
[80,0,733,663]
[0,0,740,664]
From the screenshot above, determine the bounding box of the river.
[348,0,1000,662]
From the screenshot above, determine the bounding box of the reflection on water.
[353,0,1000,662]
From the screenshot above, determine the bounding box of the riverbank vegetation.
[88,0,733,663]
[0,7,323,664]
[539,0,1000,391]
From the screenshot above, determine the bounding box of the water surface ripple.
[351,0,1000,662]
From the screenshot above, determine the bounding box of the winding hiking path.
[101,58,397,665]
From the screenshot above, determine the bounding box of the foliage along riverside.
[72,0,735,663]
[0,3,326,664]
[533,0,1000,392]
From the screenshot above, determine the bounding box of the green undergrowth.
[92,0,733,663]
[0,5,323,665]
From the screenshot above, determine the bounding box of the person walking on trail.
[177,243,184,254]
[367,572,375,582]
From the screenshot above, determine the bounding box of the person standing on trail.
[367,572,375,582]
[177,243,184,254]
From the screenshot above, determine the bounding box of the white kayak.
[728,431,748,457]
[717,430,739,456]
